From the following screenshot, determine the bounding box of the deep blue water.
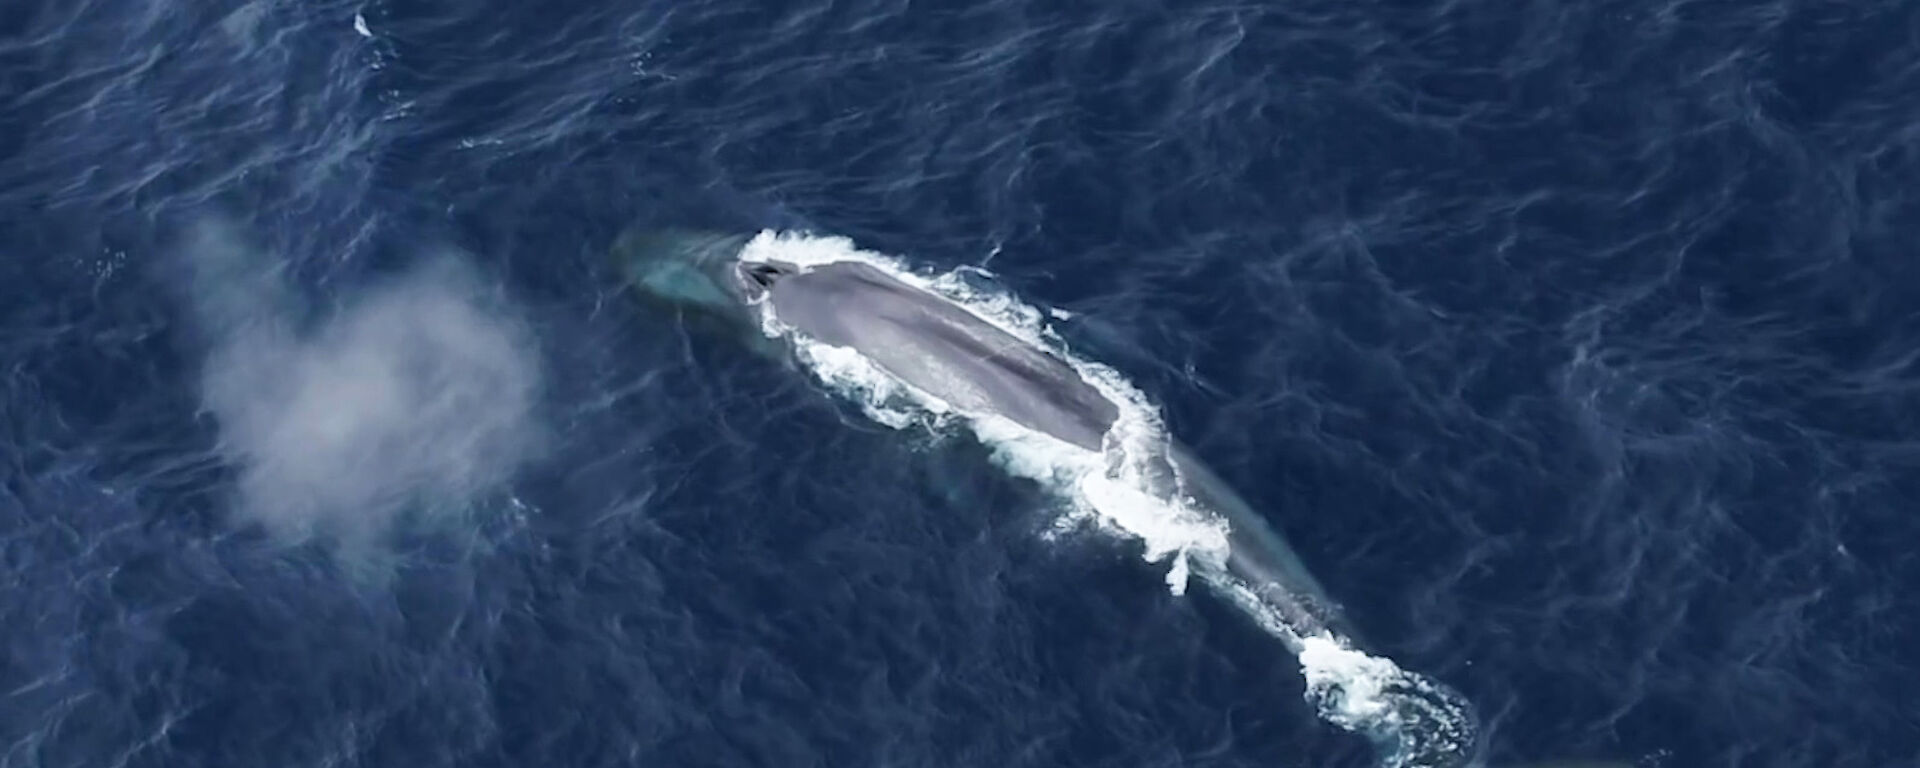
[4,0,1919,766]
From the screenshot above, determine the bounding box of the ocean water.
[3,1,1918,767]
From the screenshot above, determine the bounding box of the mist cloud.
[187,223,543,546]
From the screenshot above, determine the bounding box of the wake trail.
[739,231,1478,768]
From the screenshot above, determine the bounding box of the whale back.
[765,261,1119,451]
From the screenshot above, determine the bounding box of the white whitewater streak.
[1212,578,1478,768]
[737,231,1476,768]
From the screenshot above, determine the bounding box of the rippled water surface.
[4,1,1918,767]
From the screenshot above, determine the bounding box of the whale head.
[613,229,816,360]
[613,230,748,310]
[611,229,808,313]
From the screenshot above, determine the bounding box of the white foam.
[787,338,943,430]
[1300,635,1402,724]
[1302,635,1480,768]
[736,231,1474,767]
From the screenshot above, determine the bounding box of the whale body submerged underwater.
[613,229,1611,768]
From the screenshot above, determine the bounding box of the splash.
[738,231,1478,767]
[184,220,544,553]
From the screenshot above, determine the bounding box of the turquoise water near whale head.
[3,1,1917,767]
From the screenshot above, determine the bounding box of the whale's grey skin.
[764,261,1120,452]
[616,231,1346,635]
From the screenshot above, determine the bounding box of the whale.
[615,229,1346,639]
[609,230,1655,768]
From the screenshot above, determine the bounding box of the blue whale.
[611,229,1650,768]
[616,230,1344,640]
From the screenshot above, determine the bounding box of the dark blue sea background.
[4,0,1918,766]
